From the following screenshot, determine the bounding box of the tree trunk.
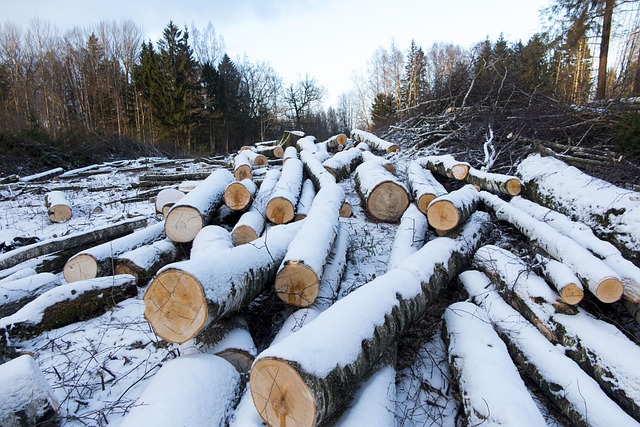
[388,204,428,270]
[294,179,317,221]
[266,158,304,224]
[595,0,614,100]
[190,226,233,259]
[283,146,299,163]
[224,179,257,212]
[465,167,521,196]
[537,254,584,305]
[322,148,363,182]
[322,134,347,152]
[115,239,182,284]
[350,129,399,153]
[427,184,479,233]
[406,160,447,215]
[19,167,64,183]
[361,150,396,175]
[278,130,305,148]
[44,191,72,223]
[233,153,253,181]
[296,136,318,153]
[250,213,490,426]
[354,161,410,223]
[255,145,284,159]
[154,188,185,215]
[300,150,337,191]
[418,155,470,180]
[243,150,269,167]
[0,273,61,318]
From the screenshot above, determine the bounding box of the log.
[0,217,147,271]
[190,225,233,259]
[350,128,399,153]
[224,179,257,212]
[283,146,299,163]
[231,169,280,246]
[154,188,185,215]
[114,239,182,284]
[0,273,61,318]
[354,161,410,223]
[426,184,478,232]
[361,150,396,175]
[443,301,546,426]
[0,355,59,427]
[299,150,337,191]
[233,152,253,181]
[388,204,428,270]
[517,153,640,265]
[322,134,347,152]
[406,160,447,215]
[418,155,470,180]
[0,267,37,283]
[250,213,490,426]
[296,136,318,153]
[465,167,522,196]
[274,185,345,307]
[278,130,305,148]
[139,170,217,182]
[265,158,303,224]
[0,275,137,343]
[322,148,363,182]
[164,169,235,243]
[294,179,316,221]
[313,142,330,162]
[255,144,284,159]
[242,150,269,167]
[119,353,241,427]
[19,167,64,182]
[461,270,639,427]
[479,191,624,303]
[339,201,352,218]
[143,222,302,343]
[63,222,166,283]
[44,191,72,223]
[537,254,584,305]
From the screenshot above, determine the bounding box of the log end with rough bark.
[275,261,319,307]
[164,206,204,243]
[224,182,253,211]
[143,269,207,343]
[250,357,315,427]
[63,254,97,283]
[596,277,624,303]
[266,197,295,224]
[234,165,252,181]
[366,182,410,222]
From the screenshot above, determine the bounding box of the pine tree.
[400,40,427,111]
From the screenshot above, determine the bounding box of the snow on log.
[224,179,257,212]
[427,184,478,232]
[322,147,363,181]
[0,355,59,427]
[480,191,624,303]
[230,389,265,427]
[354,161,410,223]
[233,152,253,181]
[361,150,396,175]
[517,153,640,265]
[0,267,37,284]
[114,239,182,284]
[406,160,448,215]
[296,136,318,153]
[119,353,240,427]
[164,169,235,243]
[250,212,491,426]
[537,254,584,305]
[274,185,345,307]
[388,204,428,270]
[19,167,64,183]
[294,179,317,221]
[511,196,640,303]
[0,273,61,318]
[190,225,233,258]
[300,150,336,190]
[322,134,347,152]
[265,158,303,224]
[460,270,639,427]
[0,275,137,343]
[44,191,72,223]
[283,146,298,163]
[143,222,302,344]
[243,150,268,167]
[418,155,470,180]
[350,128,399,153]
[231,169,280,246]
[255,144,284,159]
[443,301,546,426]
[155,188,185,215]
[279,130,305,147]
[63,221,166,283]
[0,217,147,271]
[465,167,522,196]
[313,142,330,162]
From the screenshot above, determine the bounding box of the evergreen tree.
[400,40,427,111]
[371,92,396,128]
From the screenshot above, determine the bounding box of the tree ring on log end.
[114,264,138,280]
[224,183,252,211]
[367,182,409,222]
[560,283,584,305]
[416,194,436,216]
[164,206,204,243]
[506,179,522,196]
[340,202,353,218]
[595,278,624,303]
[48,205,72,223]
[427,200,460,231]
[232,226,259,246]
[266,197,295,224]
[234,165,252,181]
[143,269,207,343]
[451,164,469,180]
[253,154,269,166]
[250,357,316,427]
[63,254,98,283]
[275,261,319,307]
[387,145,399,153]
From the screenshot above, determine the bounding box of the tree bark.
[0,273,61,318]
[427,184,478,233]
[322,134,347,152]
[154,188,185,215]
[266,158,303,224]
[537,254,584,305]
[224,179,257,212]
[406,160,447,215]
[190,226,234,259]
[350,129,399,153]
[255,144,284,159]
[296,136,318,153]
[294,179,317,221]
[115,239,182,284]
[418,155,470,180]
[322,148,363,182]
[354,161,410,223]
[300,150,337,191]
[465,167,521,196]
[278,130,305,148]
[243,150,269,167]
[361,150,396,175]
[388,204,428,270]
[44,191,72,223]
[595,0,614,100]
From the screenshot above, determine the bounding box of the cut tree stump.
[0,272,61,318]
[322,147,363,181]
[406,160,448,215]
[426,184,478,233]
[224,179,257,212]
[350,128,399,153]
[418,155,470,180]
[233,152,253,181]
[265,158,303,224]
[164,169,235,243]
[114,239,182,284]
[44,191,72,223]
[155,188,185,215]
[231,169,280,246]
[464,167,522,196]
[354,161,410,223]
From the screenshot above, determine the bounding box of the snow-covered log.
[322,133,347,152]
[265,158,303,224]
[250,213,491,426]
[231,169,280,246]
[0,217,147,271]
[255,144,284,159]
[0,273,61,318]
[279,130,305,147]
[511,196,640,303]
[460,270,639,427]
[114,239,182,284]
[44,191,72,223]
[537,254,584,305]
[299,150,336,190]
[0,267,36,284]
[224,179,257,212]
[0,355,59,427]
[480,191,624,303]
[233,152,253,181]
[283,146,298,163]
[518,154,640,265]
[190,225,233,258]
[119,353,240,427]
[354,161,410,223]
[313,142,330,162]
[406,160,448,215]
[0,275,137,343]
[294,179,316,221]
[63,221,166,283]
[427,184,478,232]
[243,150,268,167]
[164,169,235,243]
[443,301,546,426]
[387,204,428,270]
[418,155,470,180]
[322,147,363,181]
[361,150,396,174]
[143,222,302,343]
[465,167,522,196]
[19,167,64,183]
[155,188,185,215]
[274,185,345,307]
[350,128,399,153]
[296,136,318,153]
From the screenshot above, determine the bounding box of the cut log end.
[164,206,204,243]
[114,263,138,279]
[340,201,353,218]
[275,261,320,307]
[506,178,522,196]
[250,357,316,427]
[232,226,259,246]
[560,284,584,305]
[143,269,208,343]
[224,183,252,211]
[266,197,295,225]
[234,165,252,181]
[427,200,460,231]
[595,278,624,303]
[367,182,410,222]
[451,164,470,180]
[416,194,436,216]
[253,154,269,167]
[48,205,72,223]
[272,146,285,158]
[387,145,399,153]
[63,254,98,283]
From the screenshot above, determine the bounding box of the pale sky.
[4,0,551,107]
